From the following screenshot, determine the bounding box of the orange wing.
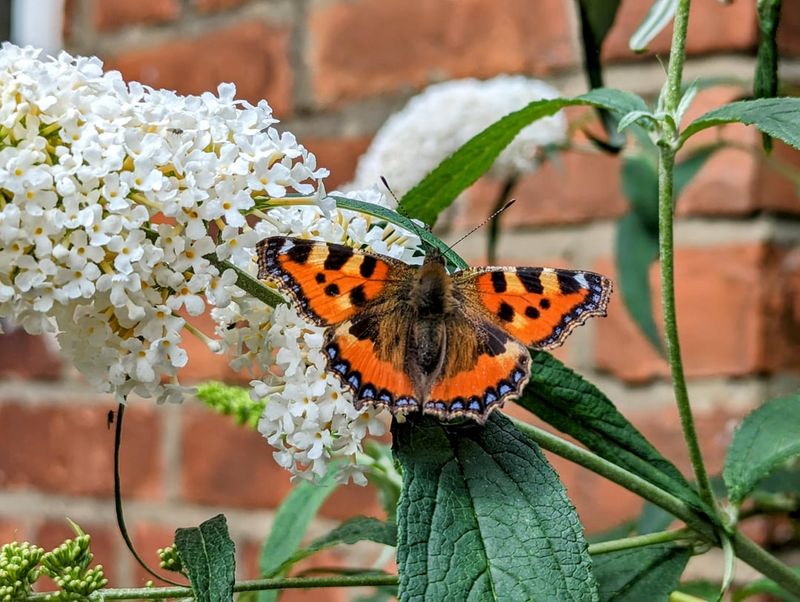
[323,317,420,414]
[457,266,612,349]
[426,321,530,424]
[256,236,399,326]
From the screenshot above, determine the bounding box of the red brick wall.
[3,0,800,592]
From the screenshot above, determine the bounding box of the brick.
[0,329,61,380]
[320,480,383,522]
[35,521,118,586]
[302,136,372,189]
[594,243,800,383]
[603,0,757,61]
[130,522,179,587]
[178,311,241,384]
[0,402,163,499]
[193,0,251,13]
[92,0,181,32]
[107,21,293,116]
[451,148,627,232]
[778,0,800,56]
[0,518,26,543]
[308,0,575,107]
[180,405,294,507]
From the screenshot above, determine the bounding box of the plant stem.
[512,419,800,594]
[27,575,400,601]
[658,0,717,511]
[732,531,800,596]
[509,419,714,540]
[588,528,692,556]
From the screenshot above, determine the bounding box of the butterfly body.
[257,236,611,424]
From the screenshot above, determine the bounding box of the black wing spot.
[517,268,544,294]
[525,306,540,319]
[490,271,507,293]
[348,317,375,340]
[287,242,312,265]
[315,272,326,283]
[539,298,550,309]
[324,283,340,297]
[323,246,353,271]
[557,272,581,294]
[349,284,368,307]
[360,255,377,278]
[497,301,515,322]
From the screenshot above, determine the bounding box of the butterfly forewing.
[461,266,612,349]
[256,236,399,326]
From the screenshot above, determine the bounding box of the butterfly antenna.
[446,199,516,253]
[380,176,426,240]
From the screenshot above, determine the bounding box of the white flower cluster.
[350,75,568,194]
[0,44,417,482]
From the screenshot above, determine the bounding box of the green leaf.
[615,213,661,351]
[724,393,800,505]
[174,514,235,602]
[733,568,800,601]
[256,470,341,602]
[680,98,800,149]
[576,0,625,148]
[274,517,396,575]
[637,502,675,535]
[398,89,648,226]
[629,0,677,52]
[516,352,707,513]
[593,543,691,601]
[621,154,658,231]
[394,412,598,601]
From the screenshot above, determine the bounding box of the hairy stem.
[659,0,717,511]
[588,528,692,556]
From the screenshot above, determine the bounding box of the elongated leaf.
[680,98,800,149]
[515,352,708,513]
[637,502,675,535]
[256,470,341,602]
[394,412,598,601]
[629,0,677,52]
[398,88,648,225]
[593,543,690,601]
[174,514,235,602]
[616,213,661,351]
[674,144,723,199]
[621,154,658,230]
[275,517,396,574]
[724,393,800,504]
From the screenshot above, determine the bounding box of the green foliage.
[273,517,396,576]
[754,0,782,151]
[174,514,235,602]
[256,468,341,602]
[196,382,265,429]
[516,352,706,513]
[398,88,647,226]
[724,393,800,505]
[157,544,184,574]
[0,542,43,601]
[629,0,677,52]
[681,97,800,148]
[394,412,598,601]
[593,543,691,601]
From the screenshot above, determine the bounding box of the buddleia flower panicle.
[350,74,568,195]
[0,44,421,483]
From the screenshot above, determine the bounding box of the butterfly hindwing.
[323,312,421,414]
[458,266,612,349]
[256,236,399,326]
[426,319,530,423]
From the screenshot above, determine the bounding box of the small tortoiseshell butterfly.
[256,236,612,424]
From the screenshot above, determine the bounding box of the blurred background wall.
[2,0,800,595]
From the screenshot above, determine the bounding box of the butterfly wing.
[425,318,530,423]
[323,310,421,414]
[456,266,612,349]
[256,236,402,326]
